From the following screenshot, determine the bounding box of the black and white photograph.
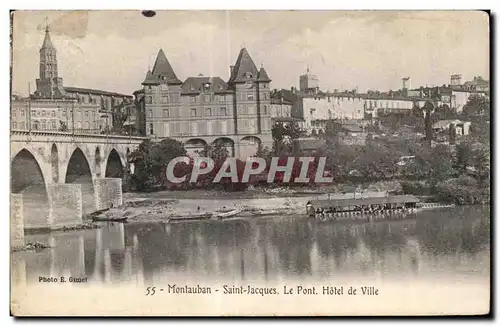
[9,10,491,316]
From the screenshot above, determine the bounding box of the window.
[77,121,81,129]
[41,121,46,130]
[12,122,17,129]
[220,95,226,102]
[150,123,154,135]
[146,96,152,104]
[77,108,81,113]
[265,93,269,100]
[149,109,153,118]
[220,107,227,116]
[263,105,268,115]
[21,109,24,116]
[62,110,66,117]
[84,121,89,129]
[163,109,169,118]
[52,121,56,129]
[162,95,169,103]
[190,96,197,103]
[164,123,170,137]
[263,84,267,88]
[42,110,46,117]
[20,122,25,129]
[85,110,89,117]
[247,94,255,101]
[205,108,211,116]
[204,95,211,102]
[33,121,39,130]
[190,108,197,117]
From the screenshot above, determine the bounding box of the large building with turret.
[135,48,273,158]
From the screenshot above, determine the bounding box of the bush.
[434,178,489,205]
[401,180,432,195]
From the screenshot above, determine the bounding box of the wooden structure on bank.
[306,195,420,222]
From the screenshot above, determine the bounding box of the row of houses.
[269,72,488,136]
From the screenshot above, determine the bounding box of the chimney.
[230,65,234,78]
[291,86,296,94]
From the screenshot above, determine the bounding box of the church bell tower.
[35,21,65,98]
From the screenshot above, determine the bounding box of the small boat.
[212,208,242,220]
[88,208,110,218]
[92,216,128,223]
[168,213,212,223]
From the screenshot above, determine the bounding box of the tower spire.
[44,17,50,33]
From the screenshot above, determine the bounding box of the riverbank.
[115,187,412,223]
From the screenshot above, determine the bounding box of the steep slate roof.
[228,48,260,83]
[181,76,232,94]
[142,70,157,85]
[257,67,271,82]
[149,49,182,85]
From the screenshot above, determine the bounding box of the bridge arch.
[240,136,261,158]
[65,147,95,215]
[185,138,208,156]
[11,149,50,229]
[51,143,59,183]
[105,148,125,178]
[212,137,235,157]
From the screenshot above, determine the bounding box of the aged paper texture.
[10,10,490,316]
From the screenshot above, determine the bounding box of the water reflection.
[13,206,490,286]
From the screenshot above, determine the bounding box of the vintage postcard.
[10,10,490,316]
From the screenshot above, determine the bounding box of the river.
[12,206,490,287]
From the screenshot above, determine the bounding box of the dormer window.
[161,75,167,81]
[245,72,253,79]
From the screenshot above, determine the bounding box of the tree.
[353,143,400,180]
[326,144,361,180]
[462,94,490,119]
[428,144,455,183]
[454,141,474,174]
[111,104,132,134]
[284,121,302,140]
[129,138,187,190]
[205,141,229,162]
[271,122,286,142]
[422,101,435,145]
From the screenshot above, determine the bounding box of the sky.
[11,10,490,97]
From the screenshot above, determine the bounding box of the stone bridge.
[10,131,145,242]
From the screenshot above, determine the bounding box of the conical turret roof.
[151,49,182,85]
[142,69,157,85]
[257,66,271,82]
[228,48,259,83]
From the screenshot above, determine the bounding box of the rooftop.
[64,87,132,98]
[308,195,420,208]
[181,76,232,94]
